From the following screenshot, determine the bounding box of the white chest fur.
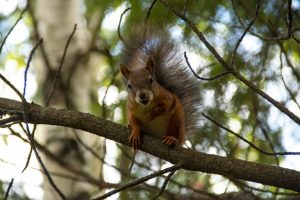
[134,103,171,138]
[141,114,170,138]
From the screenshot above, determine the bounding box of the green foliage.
[1,0,299,199]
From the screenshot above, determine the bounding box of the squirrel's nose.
[139,92,146,99]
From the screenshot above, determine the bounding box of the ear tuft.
[146,57,155,75]
[120,64,130,79]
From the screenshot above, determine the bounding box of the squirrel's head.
[120,57,156,107]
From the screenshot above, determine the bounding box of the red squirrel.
[120,28,200,149]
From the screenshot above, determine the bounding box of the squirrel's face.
[120,57,156,107]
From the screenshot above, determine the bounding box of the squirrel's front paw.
[144,112,156,121]
[162,136,178,146]
[129,132,140,150]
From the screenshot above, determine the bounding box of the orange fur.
[127,82,185,149]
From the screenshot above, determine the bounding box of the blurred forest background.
[0,0,300,199]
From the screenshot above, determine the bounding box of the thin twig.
[115,144,217,199]
[101,69,119,119]
[0,153,119,190]
[232,178,298,196]
[230,0,260,67]
[27,2,52,70]
[0,115,21,126]
[92,163,184,200]
[0,74,26,102]
[20,41,64,195]
[0,9,27,54]
[252,100,279,166]
[23,39,43,97]
[292,32,300,43]
[73,130,133,183]
[152,169,177,200]
[22,107,66,199]
[202,113,300,156]
[128,151,136,179]
[21,124,37,172]
[260,125,279,165]
[45,24,77,106]
[184,52,231,81]
[4,178,14,200]
[279,49,300,109]
[183,0,189,16]
[118,7,131,46]
[280,44,300,82]
[287,0,293,37]
[145,0,157,26]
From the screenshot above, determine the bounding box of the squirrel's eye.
[149,78,153,84]
[127,84,132,89]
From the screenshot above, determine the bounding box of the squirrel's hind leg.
[163,99,185,146]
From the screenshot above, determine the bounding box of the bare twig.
[118,7,131,46]
[0,74,26,102]
[22,109,66,199]
[279,50,300,110]
[92,163,184,200]
[152,169,177,200]
[0,115,21,126]
[115,144,217,199]
[183,0,189,16]
[0,9,26,54]
[287,0,293,37]
[184,51,231,81]
[23,39,43,97]
[45,24,77,106]
[128,150,136,179]
[233,178,298,196]
[260,125,279,164]
[19,41,63,196]
[145,0,157,26]
[292,31,300,43]
[280,44,300,82]
[252,100,279,166]
[202,113,300,156]
[4,178,14,200]
[27,2,52,70]
[0,153,120,190]
[230,0,260,67]
[21,124,37,172]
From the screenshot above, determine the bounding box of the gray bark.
[34,0,104,199]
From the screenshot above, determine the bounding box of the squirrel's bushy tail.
[121,27,200,136]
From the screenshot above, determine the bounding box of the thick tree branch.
[0,97,300,192]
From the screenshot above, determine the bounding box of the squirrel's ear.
[120,64,130,79]
[146,57,155,75]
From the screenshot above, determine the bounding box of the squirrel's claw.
[129,132,140,150]
[162,136,178,146]
[144,113,155,121]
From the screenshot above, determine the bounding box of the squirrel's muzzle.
[135,90,153,106]
[139,92,146,100]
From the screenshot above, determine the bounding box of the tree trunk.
[34,0,104,199]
